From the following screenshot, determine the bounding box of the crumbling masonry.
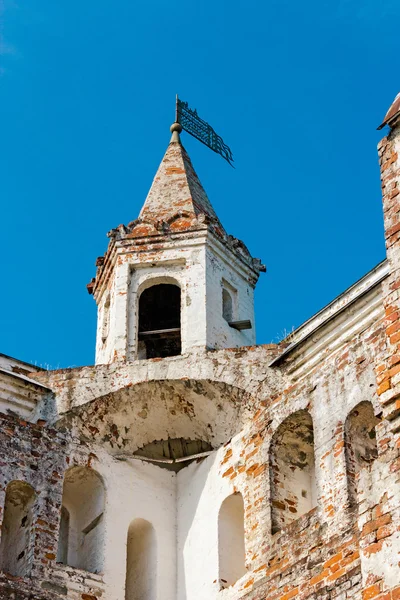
[1,95,400,600]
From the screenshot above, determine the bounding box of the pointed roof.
[135,131,225,235]
[88,128,266,296]
[378,92,400,130]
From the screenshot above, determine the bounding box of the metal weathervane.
[175,96,234,167]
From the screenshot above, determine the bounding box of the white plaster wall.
[96,239,209,364]
[176,444,244,600]
[94,451,177,600]
[125,519,157,600]
[125,246,207,359]
[95,267,118,365]
[205,239,256,350]
[95,231,259,364]
[62,467,105,573]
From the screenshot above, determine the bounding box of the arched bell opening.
[138,283,181,359]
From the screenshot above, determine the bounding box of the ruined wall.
[3,110,400,600]
[2,282,400,600]
[0,413,107,600]
[16,285,397,600]
[21,295,393,600]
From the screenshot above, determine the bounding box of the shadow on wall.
[176,450,248,597]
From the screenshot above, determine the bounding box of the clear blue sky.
[1,0,397,368]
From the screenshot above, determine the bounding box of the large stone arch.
[31,346,282,422]
[62,379,256,456]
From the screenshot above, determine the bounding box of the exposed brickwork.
[0,414,105,599]
[2,104,400,599]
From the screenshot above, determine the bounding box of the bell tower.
[87,123,265,364]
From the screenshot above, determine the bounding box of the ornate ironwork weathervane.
[174,96,234,167]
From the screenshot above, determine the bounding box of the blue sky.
[1,0,398,368]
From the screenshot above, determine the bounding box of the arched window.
[57,467,105,573]
[222,288,233,323]
[138,283,181,359]
[270,410,316,534]
[218,493,246,589]
[125,519,157,600]
[0,481,36,577]
[345,401,379,508]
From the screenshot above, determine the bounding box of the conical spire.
[137,125,225,234]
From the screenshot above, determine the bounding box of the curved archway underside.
[63,379,253,458]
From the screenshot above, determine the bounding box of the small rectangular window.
[101,295,110,343]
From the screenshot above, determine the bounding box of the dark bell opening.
[138,284,181,359]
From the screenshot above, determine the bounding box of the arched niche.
[222,288,233,322]
[0,480,36,577]
[269,410,316,533]
[125,519,157,600]
[57,466,105,573]
[138,283,181,359]
[345,401,380,508]
[218,493,246,588]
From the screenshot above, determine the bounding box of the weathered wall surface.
[205,238,256,350]
[0,414,107,600]
[2,112,400,600]
[94,230,259,365]
[8,283,395,600]
[95,236,209,364]
[0,354,50,419]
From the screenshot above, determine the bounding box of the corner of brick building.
[377,117,400,421]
